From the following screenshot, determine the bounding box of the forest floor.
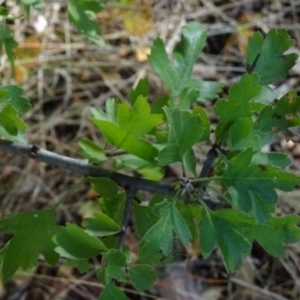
[1,0,300,299]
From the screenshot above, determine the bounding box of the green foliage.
[0,209,59,282]
[53,223,107,259]
[221,149,299,223]
[158,107,208,173]
[99,283,129,300]
[149,22,224,104]
[246,29,298,85]
[68,0,105,46]
[0,22,17,72]
[1,6,300,299]
[128,264,156,291]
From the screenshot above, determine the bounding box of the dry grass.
[1,0,300,299]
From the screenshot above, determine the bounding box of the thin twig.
[118,186,137,251]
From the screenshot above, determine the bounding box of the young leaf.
[92,95,163,161]
[255,215,300,257]
[246,29,298,85]
[0,209,59,282]
[53,223,107,260]
[78,138,107,164]
[91,98,120,123]
[68,0,104,46]
[99,283,129,300]
[221,149,300,222]
[148,38,178,95]
[129,265,157,291]
[200,209,255,272]
[149,22,206,98]
[214,73,262,141]
[83,212,120,237]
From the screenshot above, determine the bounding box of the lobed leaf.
[92,95,163,161]
[215,73,262,141]
[68,0,104,46]
[222,149,300,223]
[0,209,59,282]
[149,22,222,103]
[200,209,255,272]
[246,29,298,85]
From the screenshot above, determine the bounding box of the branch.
[118,186,136,251]
[0,140,217,208]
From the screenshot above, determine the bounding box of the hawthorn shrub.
[1,1,300,299]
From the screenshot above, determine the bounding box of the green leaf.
[192,80,224,102]
[171,203,192,248]
[0,6,9,17]
[252,152,291,168]
[99,283,129,300]
[0,85,31,114]
[229,118,255,150]
[142,203,173,256]
[19,0,43,14]
[214,73,262,141]
[53,223,107,260]
[91,98,120,123]
[158,108,203,166]
[246,29,298,85]
[148,38,178,95]
[68,0,104,46]
[149,22,208,100]
[222,149,300,222]
[104,249,127,282]
[0,105,28,135]
[78,138,107,163]
[88,177,118,198]
[115,155,164,181]
[255,215,300,257]
[67,258,90,273]
[129,265,157,291]
[130,78,149,104]
[83,212,120,237]
[256,91,300,138]
[92,95,163,161]
[200,209,255,272]
[99,193,125,226]
[0,209,59,282]
[0,23,17,73]
[133,203,159,237]
[141,201,193,258]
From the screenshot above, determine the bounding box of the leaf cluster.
[0,3,300,299]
